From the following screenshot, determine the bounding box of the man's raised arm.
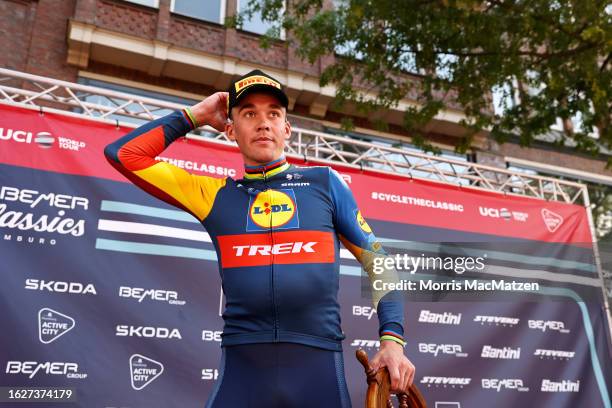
[103,93,228,223]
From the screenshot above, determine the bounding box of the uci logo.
[247,189,299,231]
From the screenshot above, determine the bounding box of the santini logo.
[541,379,580,393]
[419,310,461,325]
[481,346,521,360]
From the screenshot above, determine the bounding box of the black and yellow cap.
[227,69,289,118]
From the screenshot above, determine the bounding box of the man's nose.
[256,120,271,132]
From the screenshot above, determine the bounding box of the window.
[171,0,225,24]
[123,0,159,7]
[237,0,283,37]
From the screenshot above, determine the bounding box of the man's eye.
[270,111,280,117]
[245,111,255,118]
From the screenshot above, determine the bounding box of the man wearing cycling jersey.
[105,69,415,407]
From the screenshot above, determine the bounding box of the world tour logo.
[246,189,299,231]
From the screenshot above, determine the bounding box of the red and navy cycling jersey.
[104,110,404,351]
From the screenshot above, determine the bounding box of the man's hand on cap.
[191,92,229,132]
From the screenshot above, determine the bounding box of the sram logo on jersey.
[218,230,335,268]
[247,189,299,231]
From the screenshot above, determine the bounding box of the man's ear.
[225,120,235,141]
[283,118,292,141]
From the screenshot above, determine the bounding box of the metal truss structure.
[2,67,611,334]
[0,67,588,206]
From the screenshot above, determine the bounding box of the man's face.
[226,92,291,166]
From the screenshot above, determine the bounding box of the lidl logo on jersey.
[356,210,372,234]
[247,189,299,231]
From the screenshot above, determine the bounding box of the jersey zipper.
[263,169,279,342]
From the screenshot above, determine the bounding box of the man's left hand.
[370,340,415,394]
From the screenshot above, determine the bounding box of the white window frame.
[122,0,159,7]
[236,0,286,39]
[170,0,226,24]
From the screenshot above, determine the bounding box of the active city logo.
[352,305,377,320]
[5,361,87,379]
[418,343,468,358]
[528,319,570,333]
[481,345,521,360]
[118,286,186,306]
[130,354,164,391]
[247,189,299,231]
[473,315,520,327]
[420,377,471,388]
[419,310,462,325]
[25,279,97,295]
[541,209,564,232]
[534,349,575,360]
[541,379,580,393]
[481,378,529,392]
[116,325,182,340]
[38,308,75,344]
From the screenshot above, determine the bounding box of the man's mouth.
[253,137,273,144]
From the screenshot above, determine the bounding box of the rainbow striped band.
[380,335,407,347]
[182,107,199,129]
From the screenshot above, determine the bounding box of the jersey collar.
[243,156,291,180]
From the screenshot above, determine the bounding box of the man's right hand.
[190,92,229,132]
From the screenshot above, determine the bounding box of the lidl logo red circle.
[249,190,297,229]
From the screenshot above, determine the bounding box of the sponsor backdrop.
[1,104,611,408]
